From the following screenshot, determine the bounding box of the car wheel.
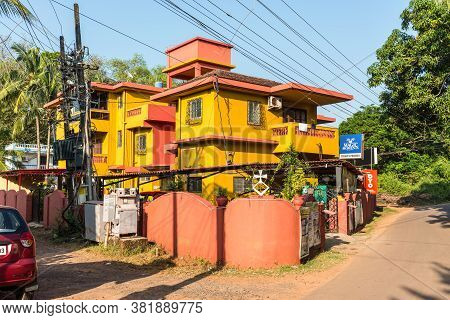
[16,289,34,300]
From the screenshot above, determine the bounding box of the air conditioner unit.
[70,101,81,117]
[268,96,282,110]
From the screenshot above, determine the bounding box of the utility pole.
[73,2,96,201]
[57,3,96,203]
[59,35,75,204]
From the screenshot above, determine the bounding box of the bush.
[379,157,450,202]
[379,172,413,196]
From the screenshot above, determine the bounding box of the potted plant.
[288,168,308,210]
[215,187,229,207]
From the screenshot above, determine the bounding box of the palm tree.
[0,43,59,169]
[0,0,34,23]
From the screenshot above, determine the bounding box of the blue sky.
[0,0,409,124]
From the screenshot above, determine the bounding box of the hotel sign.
[362,169,378,195]
[339,134,364,159]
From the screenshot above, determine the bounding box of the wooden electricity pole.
[57,3,96,203]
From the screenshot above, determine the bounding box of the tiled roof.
[183,69,281,88]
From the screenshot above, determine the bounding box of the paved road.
[306,204,450,300]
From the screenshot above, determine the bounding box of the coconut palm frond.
[0,148,24,171]
[0,0,35,24]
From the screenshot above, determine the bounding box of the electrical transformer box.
[84,201,105,242]
[103,188,139,237]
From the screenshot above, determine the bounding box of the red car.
[0,206,38,299]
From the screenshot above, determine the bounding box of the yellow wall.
[53,89,168,193]
[174,88,339,200]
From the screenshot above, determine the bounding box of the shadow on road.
[120,267,222,300]
[390,261,449,300]
[35,257,176,299]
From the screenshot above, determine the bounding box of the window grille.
[247,101,261,125]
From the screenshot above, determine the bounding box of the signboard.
[354,147,378,167]
[339,134,364,159]
[362,169,378,195]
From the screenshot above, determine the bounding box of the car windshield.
[0,208,25,233]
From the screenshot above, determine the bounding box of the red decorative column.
[337,198,349,235]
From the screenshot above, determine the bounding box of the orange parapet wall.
[144,192,301,268]
[224,197,300,268]
[145,192,223,264]
[164,37,235,87]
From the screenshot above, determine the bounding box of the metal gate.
[31,185,54,223]
[325,188,338,233]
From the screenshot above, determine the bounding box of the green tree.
[367,0,450,155]
[339,105,411,157]
[107,54,166,86]
[85,55,114,83]
[0,0,34,23]
[0,44,59,169]
[272,145,308,200]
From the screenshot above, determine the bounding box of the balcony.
[270,123,339,156]
[92,154,108,175]
[92,155,108,164]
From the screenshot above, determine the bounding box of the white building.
[4,143,54,170]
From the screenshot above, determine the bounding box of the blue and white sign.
[339,134,364,159]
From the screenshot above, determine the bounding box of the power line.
[50,0,352,119]
[26,0,55,51]
[48,0,63,35]
[0,20,41,49]
[160,0,354,117]
[279,0,370,80]
[233,0,376,108]
[203,0,360,113]
[230,0,444,130]
[257,0,379,99]
[49,0,351,122]
[6,15,58,50]
[199,0,357,117]
[0,20,23,44]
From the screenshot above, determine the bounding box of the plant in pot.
[215,187,229,206]
[271,145,309,209]
[289,168,308,210]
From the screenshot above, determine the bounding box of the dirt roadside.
[32,206,410,300]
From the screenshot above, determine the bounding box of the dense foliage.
[367,0,449,155]
[272,145,308,200]
[87,54,166,86]
[340,0,450,202]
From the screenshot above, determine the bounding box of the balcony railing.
[5,143,52,152]
[93,155,108,164]
[270,123,339,156]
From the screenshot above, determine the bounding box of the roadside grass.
[80,243,175,269]
[74,240,346,277]
[214,250,346,277]
[35,206,404,277]
[357,206,398,236]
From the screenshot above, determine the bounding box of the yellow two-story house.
[45,82,176,193]
[151,37,353,200]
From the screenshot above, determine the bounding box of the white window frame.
[188,98,202,121]
[117,130,122,148]
[247,100,261,126]
[233,177,252,194]
[136,134,146,154]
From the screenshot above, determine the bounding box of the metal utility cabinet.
[103,188,139,237]
[84,201,105,242]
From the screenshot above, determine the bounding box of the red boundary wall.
[223,197,299,268]
[0,189,32,222]
[337,191,376,235]
[145,192,223,264]
[144,193,304,268]
[43,190,68,228]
